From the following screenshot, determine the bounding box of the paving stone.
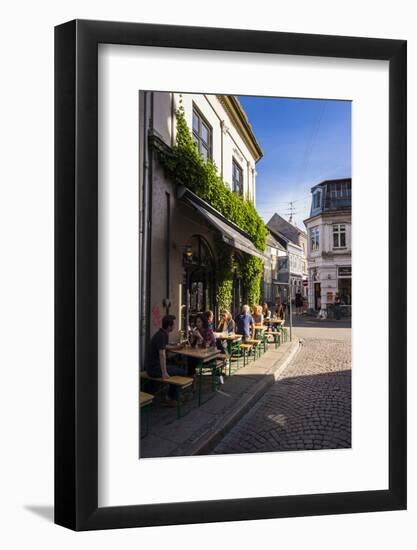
[212,337,351,455]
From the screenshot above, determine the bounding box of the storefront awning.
[178,187,264,260]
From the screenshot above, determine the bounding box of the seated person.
[215,309,235,354]
[203,310,214,330]
[145,314,186,405]
[262,303,271,321]
[190,314,216,348]
[235,305,255,342]
[217,309,235,334]
[252,305,264,325]
[275,301,285,320]
[188,314,217,374]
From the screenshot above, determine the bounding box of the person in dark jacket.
[145,315,186,404]
[334,293,342,320]
[295,291,303,315]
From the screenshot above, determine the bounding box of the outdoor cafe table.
[169,346,220,406]
[264,318,284,329]
[213,332,242,355]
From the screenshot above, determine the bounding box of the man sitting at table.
[235,304,255,342]
[145,314,186,406]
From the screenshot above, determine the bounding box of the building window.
[192,106,212,160]
[338,266,352,277]
[337,266,352,305]
[232,158,243,196]
[310,227,320,251]
[330,181,351,199]
[333,224,347,248]
[312,191,321,209]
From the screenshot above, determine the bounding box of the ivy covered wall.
[153,100,267,309]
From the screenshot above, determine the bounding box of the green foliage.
[154,101,267,308]
[242,256,263,307]
[216,279,233,312]
[215,240,234,311]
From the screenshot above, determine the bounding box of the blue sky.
[238,96,351,229]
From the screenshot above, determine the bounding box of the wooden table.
[213,332,242,355]
[213,332,242,341]
[264,318,284,328]
[169,346,220,406]
[169,346,220,362]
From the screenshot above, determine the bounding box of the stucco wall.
[149,158,224,341]
[305,212,352,309]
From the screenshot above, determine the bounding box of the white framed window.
[192,105,212,160]
[330,181,351,199]
[232,158,243,196]
[338,266,352,278]
[333,224,347,248]
[312,190,321,209]
[310,227,320,251]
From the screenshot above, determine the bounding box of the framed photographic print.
[55,20,406,530]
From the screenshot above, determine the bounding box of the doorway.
[181,235,215,330]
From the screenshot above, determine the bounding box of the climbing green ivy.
[153,101,267,308]
[214,239,235,312]
[242,255,263,306]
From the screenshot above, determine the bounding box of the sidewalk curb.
[186,338,301,456]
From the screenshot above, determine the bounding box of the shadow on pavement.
[212,369,351,455]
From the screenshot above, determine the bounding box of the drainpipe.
[144,92,154,349]
[140,92,148,366]
[164,192,171,315]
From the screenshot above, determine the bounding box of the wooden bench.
[246,339,262,360]
[139,391,154,438]
[216,353,228,376]
[278,322,289,342]
[140,391,154,407]
[140,372,193,418]
[239,343,253,366]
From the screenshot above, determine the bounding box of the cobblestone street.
[212,326,351,454]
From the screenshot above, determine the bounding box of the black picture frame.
[55,19,407,531]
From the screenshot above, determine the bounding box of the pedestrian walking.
[275,300,285,320]
[334,293,342,320]
[295,291,303,316]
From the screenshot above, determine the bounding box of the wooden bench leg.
[175,386,181,419]
[174,385,193,418]
[197,368,203,407]
[140,404,151,438]
[196,363,220,407]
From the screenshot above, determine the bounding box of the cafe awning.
[178,186,264,260]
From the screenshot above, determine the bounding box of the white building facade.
[261,233,286,305]
[267,214,308,305]
[304,178,352,316]
[151,92,259,202]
